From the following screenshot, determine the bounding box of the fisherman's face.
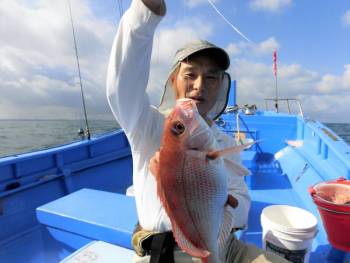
[171,54,223,121]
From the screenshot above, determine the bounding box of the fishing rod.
[67,0,91,140]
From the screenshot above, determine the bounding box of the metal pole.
[287,99,291,114]
[275,74,278,113]
[273,49,278,113]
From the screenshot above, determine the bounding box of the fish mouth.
[188,96,205,104]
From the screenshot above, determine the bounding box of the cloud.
[0,0,348,124]
[226,43,241,56]
[249,0,292,13]
[229,59,350,122]
[147,19,213,105]
[342,65,350,88]
[0,0,116,120]
[254,37,280,54]
[152,20,213,66]
[0,0,216,120]
[314,64,350,94]
[226,37,280,57]
[186,0,219,8]
[148,28,350,122]
[342,10,350,27]
[315,74,342,94]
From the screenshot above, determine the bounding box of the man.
[106,0,288,262]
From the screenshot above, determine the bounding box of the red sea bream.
[150,99,249,263]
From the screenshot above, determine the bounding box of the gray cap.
[171,39,230,72]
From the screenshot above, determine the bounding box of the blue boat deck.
[0,154,343,263]
[1,108,350,262]
[241,151,349,263]
[244,155,304,244]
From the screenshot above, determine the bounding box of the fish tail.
[201,254,221,263]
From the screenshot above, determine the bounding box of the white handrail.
[264,98,304,118]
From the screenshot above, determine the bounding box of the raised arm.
[106,0,165,137]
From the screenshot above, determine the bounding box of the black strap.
[149,232,176,263]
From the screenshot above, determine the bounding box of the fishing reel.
[224,104,257,115]
[243,104,257,115]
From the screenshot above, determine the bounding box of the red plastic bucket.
[309,177,350,252]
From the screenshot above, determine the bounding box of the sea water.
[0,120,349,158]
[0,119,119,157]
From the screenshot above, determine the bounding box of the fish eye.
[171,121,185,136]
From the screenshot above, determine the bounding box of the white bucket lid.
[261,205,318,234]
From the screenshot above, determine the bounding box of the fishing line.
[156,0,164,65]
[185,56,190,99]
[206,0,254,43]
[185,1,193,97]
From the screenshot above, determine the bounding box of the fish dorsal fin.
[206,141,256,160]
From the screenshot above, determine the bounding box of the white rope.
[207,0,253,43]
[236,112,241,144]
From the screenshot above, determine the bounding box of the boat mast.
[273,49,279,112]
[67,0,91,140]
[275,72,278,112]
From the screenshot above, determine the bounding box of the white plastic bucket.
[261,205,318,263]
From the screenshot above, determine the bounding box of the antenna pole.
[67,0,91,139]
[273,49,278,112]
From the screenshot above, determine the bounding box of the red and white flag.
[273,49,277,77]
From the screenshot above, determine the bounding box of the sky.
[0,0,349,123]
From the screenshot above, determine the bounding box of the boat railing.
[264,98,304,118]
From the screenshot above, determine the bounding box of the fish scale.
[157,148,227,263]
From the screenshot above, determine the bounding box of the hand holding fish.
[226,194,238,209]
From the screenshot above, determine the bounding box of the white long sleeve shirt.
[106,0,250,234]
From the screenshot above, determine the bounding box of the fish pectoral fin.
[206,141,256,160]
[224,159,251,176]
[149,151,160,178]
